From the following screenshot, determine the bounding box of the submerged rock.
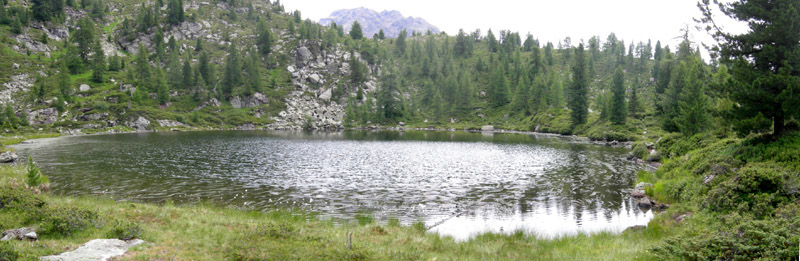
[40,239,144,261]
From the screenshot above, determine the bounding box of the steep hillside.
[319,7,440,38]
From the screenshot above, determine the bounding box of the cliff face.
[318,7,439,38]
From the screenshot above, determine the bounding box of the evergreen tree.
[198,51,210,85]
[256,20,273,55]
[453,28,473,57]
[73,18,95,63]
[245,49,261,95]
[395,29,407,55]
[629,77,642,119]
[90,39,105,83]
[57,61,71,101]
[349,53,365,84]
[349,21,362,40]
[155,69,170,104]
[167,0,184,25]
[489,67,509,107]
[10,16,21,34]
[568,43,589,126]
[167,51,182,88]
[378,29,385,40]
[660,61,690,131]
[610,67,627,124]
[676,62,710,135]
[377,67,401,121]
[699,0,800,136]
[32,0,64,22]
[134,44,151,90]
[511,75,531,114]
[221,43,241,97]
[486,29,498,53]
[182,56,193,88]
[90,0,104,19]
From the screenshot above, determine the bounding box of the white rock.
[79,84,92,92]
[40,239,144,261]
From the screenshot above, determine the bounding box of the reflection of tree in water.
[516,142,641,226]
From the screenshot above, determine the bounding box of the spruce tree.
[73,18,95,63]
[256,20,273,55]
[699,0,800,136]
[629,77,642,119]
[245,49,261,95]
[182,56,192,88]
[198,51,210,85]
[134,44,151,89]
[349,21,362,40]
[57,61,71,101]
[610,67,627,125]
[489,67,509,107]
[90,39,105,83]
[395,29,407,55]
[676,62,710,135]
[167,51,182,88]
[511,75,530,114]
[568,43,588,126]
[221,43,241,97]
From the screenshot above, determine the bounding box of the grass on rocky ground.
[0,163,674,260]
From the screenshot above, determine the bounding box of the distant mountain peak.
[319,7,440,38]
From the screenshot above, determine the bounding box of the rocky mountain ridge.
[319,7,439,38]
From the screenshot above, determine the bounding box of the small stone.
[0,151,18,163]
[12,63,20,69]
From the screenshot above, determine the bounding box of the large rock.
[1,227,37,241]
[1,74,33,105]
[127,116,150,131]
[27,108,58,125]
[79,84,92,92]
[230,96,243,109]
[0,152,18,163]
[156,119,186,128]
[296,46,313,66]
[481,125,494,132]
[40,239,145,261]
[319,89,332,101]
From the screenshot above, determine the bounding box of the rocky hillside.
[0,0,379,133]
[318,7,439,38]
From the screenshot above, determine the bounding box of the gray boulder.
[127,116,150,131]
[0,151,18,163]
[296,46,312,66]
[40,239,144,261]
[1,227,37,241]
[230,96,242,109]
[481,125,494,132]
[79,84,92,92]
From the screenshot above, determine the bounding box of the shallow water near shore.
[12,130,651,240]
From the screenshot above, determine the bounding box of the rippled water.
[12,130,651,240]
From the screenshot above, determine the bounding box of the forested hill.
[0,0,795,144]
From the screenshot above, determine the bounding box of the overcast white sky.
[282,0,746,61]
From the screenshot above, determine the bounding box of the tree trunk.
[773,113,785,137]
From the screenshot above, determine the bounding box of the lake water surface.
[12,130,652,240]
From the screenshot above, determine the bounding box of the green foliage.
[166,0,184,25]
[349,21,362,40]
[25,156,48,188]
[256,20,273,55]
[568,43,588,126]
[107,219,142,240]
[0,187,46,211]
[38,206,99,236]
[31,0,65,22]
[73,18,96,63]
[653,205,800,260]
[609,67,626,124]
[221,43,242,98]
[705,162,797,217]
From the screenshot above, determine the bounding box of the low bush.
[38,206,99,236]
[107,219,143,240]
[705,162,798,218]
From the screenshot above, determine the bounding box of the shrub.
[631,142,649,160]
[92,101,110,112]
[38,206,99,236]
[0,241,24,261]
[107,220,142,240]
[704,162,797,218]
[0,187,46,211]
[652,205,800,260]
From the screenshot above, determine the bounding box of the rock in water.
[0,151,18,163]
[40,239,144,261]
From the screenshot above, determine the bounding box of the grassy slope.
[0,163,675,260]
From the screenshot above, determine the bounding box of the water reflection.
[12,130,650,240]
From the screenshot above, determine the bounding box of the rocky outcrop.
[13,33,52,56]
[28,108,59,125]
[271,40,376,130]
[156,119,186,128]
[40,239,145,261]
[126,116,151,131]
[230,93,269,109]
[1,227,37,241]
[0,152,18,163]
[0,74,33,105]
